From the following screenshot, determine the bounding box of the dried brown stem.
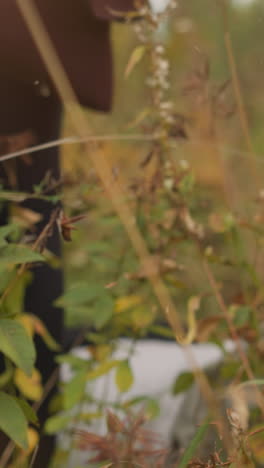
[203,259,264,416]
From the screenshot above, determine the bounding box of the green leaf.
[127,107,151,129]
[125,45,146,77]
[0,319,36,376]
[87,360,119,381]
[56,282,103,307]
[0,269,14,296]
[63,370,87,410]
[93,295,114,329]
[0,358,14,388]
[149,325,175,339]
[131,306,156,329]
[122,395,149,408]
[15,397,39,426]
[172,372,194,395]
[63,293,113,330]
[145,398,160,419]
[30,315,61,352]
[0,225,19,245]
[178,172,195,195]
[232,306,252,327]
[0,244,44,268]
[0,391,28,449]
[85,332,108,345]
[48,393,63,414]
[56,354,88,370]
[220,360,241,380]
[79,412,102,422]
[115,360,134,393]
[178,420,210,468]
[0,366,13,388]
[86,241,110,254]
[45,413,72,434]
[3,272,32,316]
[57,283,113,330]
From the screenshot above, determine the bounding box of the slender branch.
[28,444,39,468]
[2,132,264,171]
[203,259,264,416]
[0,134,159,163]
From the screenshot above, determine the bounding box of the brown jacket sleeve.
[0,0,138,112]
[89,0,137,20]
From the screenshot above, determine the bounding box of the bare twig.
[28,443,39,468]
[203,259,264,416]
[2,132,264,173]
[0,134,159,163]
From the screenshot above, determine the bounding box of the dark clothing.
[0,0,135,111]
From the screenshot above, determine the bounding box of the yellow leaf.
[131,306,156,329]
[15,427,40,464]
[115,295,143,314]
[87,360,119,380]
[17,314,60,351]
[30,315,61,351]
[126,107,151,129]
[125,45,146,78]
[79,412,102,422]
[89,344,112,362]
[17,315,34,337]
[14,368,43,401]
[24,427,39,456]
[176,296,201,345]
[115,360,133,393]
